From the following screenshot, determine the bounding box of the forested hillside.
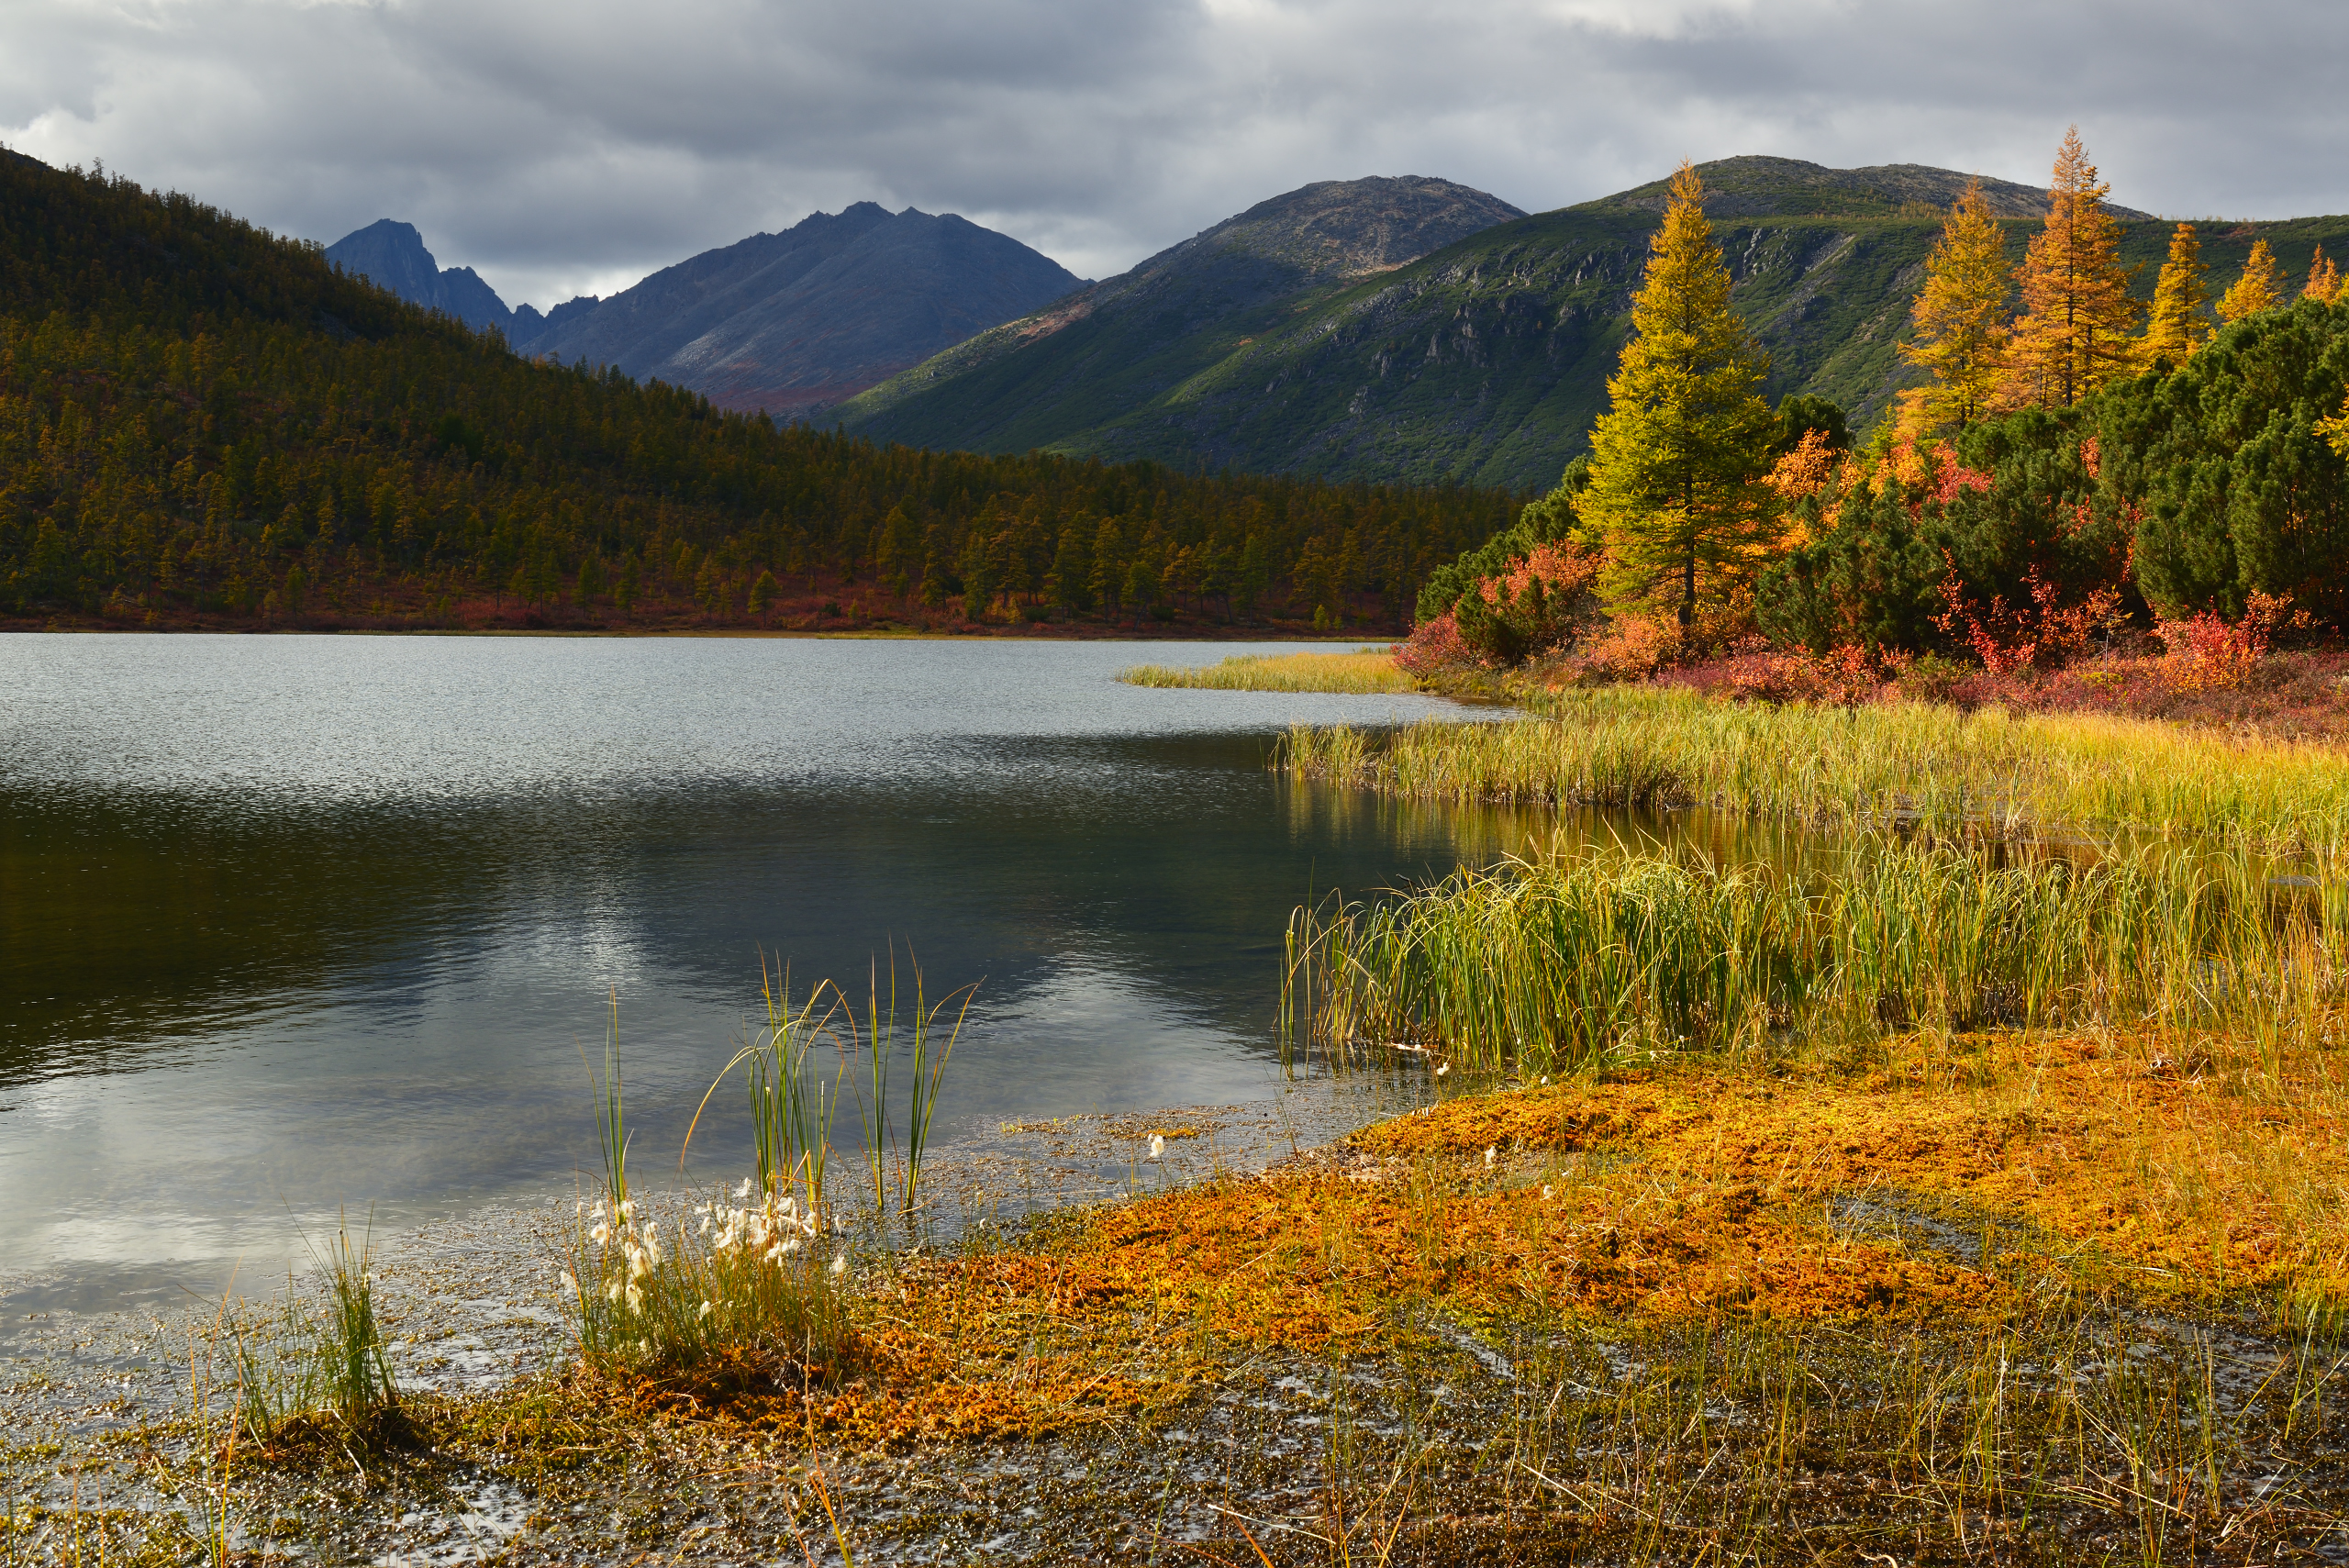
[842,157,2349,492]
[0,150,1518,633]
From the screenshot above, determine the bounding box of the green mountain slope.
[840,157,2349,492]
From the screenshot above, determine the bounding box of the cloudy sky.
[5,0,2343,310]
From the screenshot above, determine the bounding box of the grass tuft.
[1122,649,1416,694]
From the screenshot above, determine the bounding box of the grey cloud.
[6,0,2343,311]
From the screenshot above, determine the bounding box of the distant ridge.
[838,175,1526,441]
[1581,156,2153,221]
[322,207,1087,415]
[520,203,1087,414]
[839,156,2277,489]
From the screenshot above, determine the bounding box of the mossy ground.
[16,1019,2345,1563]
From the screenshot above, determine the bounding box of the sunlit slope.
[842,155,2349,491]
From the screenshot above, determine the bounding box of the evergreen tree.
[1901,178,2011,427]
[2140,222,2212,368]
[2001,128,2141,410]
[2218,239,2285,323]
[1573,161,1776,630]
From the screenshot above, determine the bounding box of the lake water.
[5,634,1578,1313]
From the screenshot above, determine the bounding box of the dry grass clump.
[1121,649,1416,694]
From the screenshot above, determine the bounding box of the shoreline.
[9,1041,2342,1563]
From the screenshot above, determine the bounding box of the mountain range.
[325,206,1085,416]
[838,156,2302,491]
[324,159,2349,495]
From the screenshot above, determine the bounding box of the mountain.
[1579,155,2148,221]
[837,176,1525,450]
[838,158,2336,492]
[2,150,1510,636]
[515,204,1088,414]
[323,219,518,335]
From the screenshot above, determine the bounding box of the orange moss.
[1358,1030,2349,1307]
[618,1028,2344,1447]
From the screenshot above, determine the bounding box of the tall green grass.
[1286,834,2344,1075]
[1279,688,2349,848]
[231,1220,399,1445]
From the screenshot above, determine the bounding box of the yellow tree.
[1574,161,1777,633]
[1900,177,2011,426]
[2139,222,2211,367]
[2305,244,2342,304]
[2001,128,2142,409]
[2218,239,2285,323]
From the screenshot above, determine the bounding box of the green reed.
[735,959,838,1213]
[841,951,975,1219]
[1286,833,2343,1076]
[231,1218,398,1445]
[584,988,629,1211]
[1278,688,2349,849]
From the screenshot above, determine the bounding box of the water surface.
[6,634,1559,1309]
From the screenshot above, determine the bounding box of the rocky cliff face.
[515,205,1087,414]
[323,220,518,334]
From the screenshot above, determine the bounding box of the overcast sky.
[6,0,2343,311]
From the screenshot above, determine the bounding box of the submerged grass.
[1122,649,1415,694]
[1280,685,2349,847]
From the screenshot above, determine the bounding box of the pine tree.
[1574,161,1776,631]
[2000,128,2142,409]
[1901,177,2011,427]
[2218,239,2285,323]
[2305,244,2343,305]
[2140,222,2212,368]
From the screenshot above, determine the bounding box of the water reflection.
[4,636,1514,1306]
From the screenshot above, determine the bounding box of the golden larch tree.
[1900,177,2011,426]
[2305,245,2342,305]
[2140,222,2211,368]
[2218,239,2285,323]
[2000,127,2142,409]
[1574,161,1777,632]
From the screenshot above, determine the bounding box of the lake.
[5,633,1569,1314]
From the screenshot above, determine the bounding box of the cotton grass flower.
[830,1254,848,1277]
[1148,1134,1165,1160]
[1484,1146,1496,1169]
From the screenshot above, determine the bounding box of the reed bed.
[1286,834,2343,1077]
[1121,649,1414,694]
[1280,687,2349,847]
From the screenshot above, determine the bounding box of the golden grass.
[1120,649,1414,694]
[1281,686,2349,846]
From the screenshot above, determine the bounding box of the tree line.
[1411,128,2349,670]
[0,150,1520,630]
